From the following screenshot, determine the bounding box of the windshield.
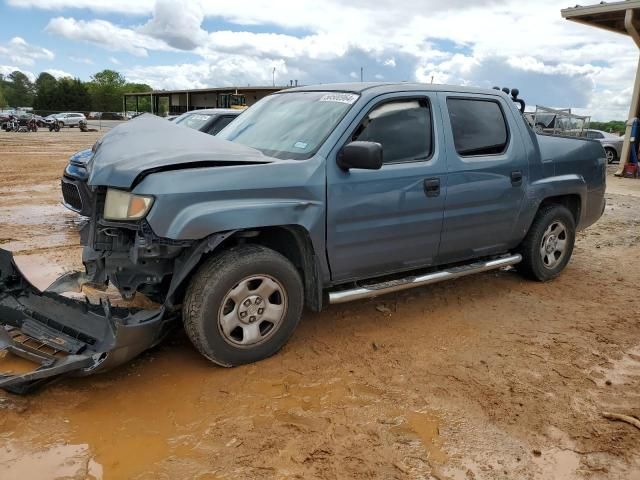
[174,112,213,130]
[218,91,359,160]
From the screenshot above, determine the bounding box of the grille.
[61,180,83,211]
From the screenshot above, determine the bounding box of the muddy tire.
[183,245,303,367]
[518,204,576,281]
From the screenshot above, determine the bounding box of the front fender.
[153,198,323,241]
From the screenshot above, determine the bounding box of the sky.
[0,0,637,120]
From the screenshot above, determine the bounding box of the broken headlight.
[103,188,154,220]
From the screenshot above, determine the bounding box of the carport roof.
[561,1,640,35]
[123,86,286,97]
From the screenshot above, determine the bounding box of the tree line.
[589,121,626,134]
[0,69,152,113]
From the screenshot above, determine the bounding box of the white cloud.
[124,56,288,90]
[7,0,154,15]
[45,17,171,56]
[140,0,207,50]
[45,68,73,79]
[18,0,639,119]
[69,56,93,64]
[0,65,36,82]
[109,57,121,65]
[0,37,54,66]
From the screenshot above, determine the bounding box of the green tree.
[88,69,127,112]
[124,82,153,112]
[33,72,58,112]
[4,71,34,107]
[590,120,626,134]
[55,78,92,111]
[0,83,6,108]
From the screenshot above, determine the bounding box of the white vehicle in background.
[584,129,623,164]
[54,112,87,127]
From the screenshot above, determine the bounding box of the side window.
[208,115,236,136]
[447,98,509,156]
[352,99,432,164]
[587,131,603,139]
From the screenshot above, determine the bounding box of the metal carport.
[562,1,640,175]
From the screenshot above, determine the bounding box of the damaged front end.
[0,248,174,394]
[0,194,231,394]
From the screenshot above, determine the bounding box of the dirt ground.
[0,129,639,480]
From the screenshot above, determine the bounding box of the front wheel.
[517,205,576,281]
[183,245,304,367]
[605,148,618,164]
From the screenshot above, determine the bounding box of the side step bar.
[328,254,522,305]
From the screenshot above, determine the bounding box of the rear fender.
[516,174,587,239]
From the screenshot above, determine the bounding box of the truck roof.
[284,82,508,97]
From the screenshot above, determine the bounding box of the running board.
[328,254,522,305]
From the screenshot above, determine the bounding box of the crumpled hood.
[88,114,272,189]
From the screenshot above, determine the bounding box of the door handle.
[510,171,523,186]
[423,178,440,197]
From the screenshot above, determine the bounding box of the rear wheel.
[605,147,618,164]
[183,245,303,366]
[517,205,576,281]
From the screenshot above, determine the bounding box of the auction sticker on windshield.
[319,93,359,104]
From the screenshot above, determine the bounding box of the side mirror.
[337,141,383,170]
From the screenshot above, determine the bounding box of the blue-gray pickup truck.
[0,82,606,392]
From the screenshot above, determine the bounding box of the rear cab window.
[446,98,509,156]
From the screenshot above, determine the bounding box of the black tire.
[183,245,304,367]
[517,204,576,281]
[605,147,618,164]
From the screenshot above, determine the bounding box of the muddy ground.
[0,129,639,480]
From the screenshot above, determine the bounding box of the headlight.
[103,189,154,220]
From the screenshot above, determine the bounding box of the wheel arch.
[537,194,581,226]
[169,225,324,312]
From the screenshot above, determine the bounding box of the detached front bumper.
[0,248,173,394]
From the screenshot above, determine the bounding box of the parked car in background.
[172,108,241,135]
[0,113,13,130]
[100,112,124,120]
[584,129,622,163]
[55,112,87,127]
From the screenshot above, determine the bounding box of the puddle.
[0,351,39,375]
[0,204,71,226]
[0,351,394,479]
[532,448,581,480]
[596,345,640,386]
[0,442,102,480]
[393,410,448,464]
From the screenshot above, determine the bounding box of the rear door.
[437,93,528,263]
[326,92,447,282]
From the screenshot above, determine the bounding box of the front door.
[326,92,447,282]
[436,92,528,263]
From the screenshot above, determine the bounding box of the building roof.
[561,1,640,35]
[124,85,287,97]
